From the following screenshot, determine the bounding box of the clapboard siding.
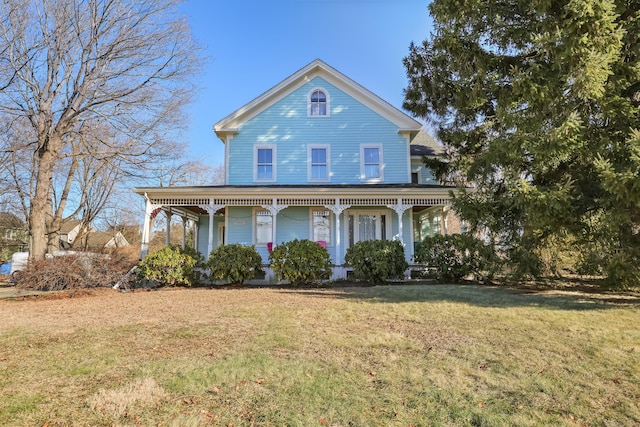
[411,159,437,185]
[227,77,410,185]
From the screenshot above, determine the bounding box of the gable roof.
[85,231,130,250]
[59,218,82,234]
[214,59,422,140]
[410,130,443,157]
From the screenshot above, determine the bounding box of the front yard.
[0,284,638,426]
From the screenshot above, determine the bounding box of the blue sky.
[179,0,433,167]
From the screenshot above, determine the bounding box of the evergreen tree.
[403,0,639,286]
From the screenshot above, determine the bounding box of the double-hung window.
[255,145,276,181]
[308,145,330,181]
[361,145,383,181]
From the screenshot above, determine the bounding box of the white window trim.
[307,87,330,118]
[254,144,277,182]
[360,144,384,182]
[344,209,392,247]
[307,144,331,182]
[411,168,421,184]
[252,207,273,247]
[310,207,333,246]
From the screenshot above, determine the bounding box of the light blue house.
[135,60,456,281]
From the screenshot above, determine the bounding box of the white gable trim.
[214,59,421,140]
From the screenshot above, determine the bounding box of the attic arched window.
[308,89,328,117]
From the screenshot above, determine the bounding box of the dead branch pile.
[15,248,138,291]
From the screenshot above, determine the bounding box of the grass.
[0,284,638,426]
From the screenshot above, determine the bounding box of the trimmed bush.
[207,244,264,285]
[136,245,202,287]
[344,240,408,285]
[414,234,498,282]
[269,239,332,286]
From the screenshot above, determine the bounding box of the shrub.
[344,240,408,285]
[414,234,498,282]
[136,245,202,287]
[269,239,332,286]
[207,244,264,285]
[603,251,640,290]
[16,249,138,291]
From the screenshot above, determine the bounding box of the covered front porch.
[134,185,455,282]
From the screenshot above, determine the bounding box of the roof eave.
[213,59,422,139]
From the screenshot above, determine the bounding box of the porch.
[134,184,456,282]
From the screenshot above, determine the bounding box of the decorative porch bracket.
[261,198,288,248]
[197,201,226,255]
[324,199,351,265]
[387,198,413,248]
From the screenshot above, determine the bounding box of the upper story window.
[254,145,276,181]
[308,145,330,181]
[308,89,329,117]
[361,145,383,181]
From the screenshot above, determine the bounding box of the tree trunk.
[47,213,62,254]
[29,147,57,262]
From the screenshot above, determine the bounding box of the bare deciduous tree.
[0,0,202,261]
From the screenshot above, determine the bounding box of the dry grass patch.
[87,377,167,417]
[0,284,638,426]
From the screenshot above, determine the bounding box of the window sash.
[309,90,327,116]
[311,148,327,179]
[255,147,274,180]
[362,146,382,179]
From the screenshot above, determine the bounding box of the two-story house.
[134,59,455,281]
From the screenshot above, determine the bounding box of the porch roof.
[134,184,455,215]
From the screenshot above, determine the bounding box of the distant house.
[84,231,130,251]
[59,219,84,249]
[0,212,28,260]
[134,59,457,281]
[59,218,130,251]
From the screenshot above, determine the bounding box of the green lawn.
[0,284,638,426]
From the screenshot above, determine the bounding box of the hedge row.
[136,239,412,287]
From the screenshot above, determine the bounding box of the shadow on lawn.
[280,281,640,311]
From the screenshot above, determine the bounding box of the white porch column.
[140,194,161,260]
[193,221,199,250]
[324,198,351,265]
[197,200,225,256]
[165,209,172,246]
[442,206,449,235]
[387,197,413,254]
[261,197,288,247]
[181,216,188,249]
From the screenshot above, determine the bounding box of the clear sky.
[178,0,433,167]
